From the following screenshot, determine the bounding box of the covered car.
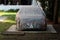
[16,0,47,31]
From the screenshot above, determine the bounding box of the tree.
[53,0,59,24]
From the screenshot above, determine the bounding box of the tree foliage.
[39,0,58,21]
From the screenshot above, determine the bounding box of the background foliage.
[39,0,60,21]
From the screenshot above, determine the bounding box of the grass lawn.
[0,12,16,32]
[0,12,16,40]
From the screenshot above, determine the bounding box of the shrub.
[5,9,19,12]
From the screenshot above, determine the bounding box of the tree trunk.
[53,0,58,24]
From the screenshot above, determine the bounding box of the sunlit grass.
[0,12,16,16]
[3,20,16,23]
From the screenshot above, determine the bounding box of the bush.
[5,9,19,12]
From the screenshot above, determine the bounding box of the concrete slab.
[6,24,57,33]
[7,25,17,32]
[47,25,57,33]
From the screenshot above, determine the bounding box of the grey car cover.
[17,6,46,30]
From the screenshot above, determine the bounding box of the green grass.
[0,12,16,32]
[0,12,17,40]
